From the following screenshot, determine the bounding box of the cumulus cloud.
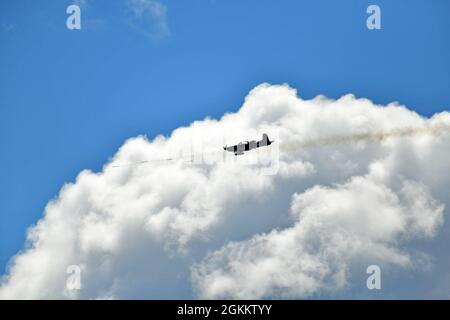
[193,178,443,299]
[1,83,450,299]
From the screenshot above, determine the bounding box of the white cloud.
[1,83,450,299]
[128,0,169,38]
[192,177,443,299]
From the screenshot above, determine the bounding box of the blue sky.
[1,0,449,275]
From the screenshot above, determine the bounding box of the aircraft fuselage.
[223,134,273,156]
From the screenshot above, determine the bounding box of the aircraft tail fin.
[262,133,273,146]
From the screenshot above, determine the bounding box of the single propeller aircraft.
[223,133,274,156]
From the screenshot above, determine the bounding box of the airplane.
[223,133,274,156]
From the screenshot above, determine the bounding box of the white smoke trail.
[281,123,450,151]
